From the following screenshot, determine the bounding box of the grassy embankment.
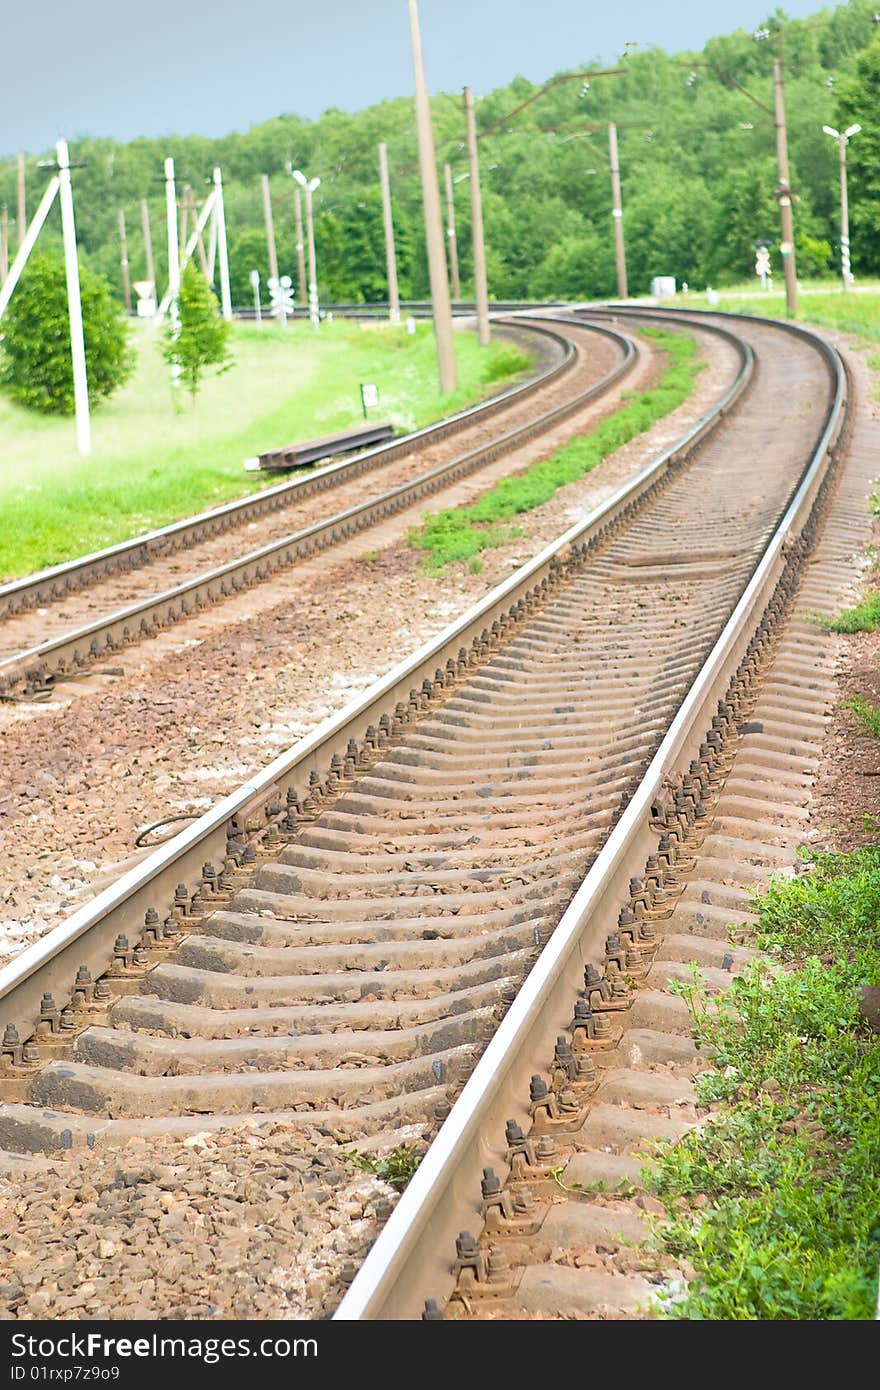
[409,327,703,571]
[648,849,880,1320]
[0,321,530,581]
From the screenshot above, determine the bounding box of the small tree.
[163,262,232,401]
[0,251,134,414]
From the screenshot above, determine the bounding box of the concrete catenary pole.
[839,134,852,288]
[16,154,26,248]
[773,57,798,317]
[378,142,401,325]
[212,166,233,320]
[140,197,156,296]
[56,140,91,456]
[608,123,628,299]
[407,0,456,392]
[293,186,307,307]
[261,173,280,284]
[165,158,182,386]
[118,209,132,313]
[443,162,461,301]
[464,86,490,346]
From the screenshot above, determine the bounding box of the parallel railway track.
[0,317,631,696]
[0,307,853,1320]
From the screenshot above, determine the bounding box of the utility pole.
[824,124,861,290]
[165,158,181,387]
[378,142,401,325]
[608,123,628,299]
[212,166,233,320]
[293,186,307,307]
[57,140,90,456]
[16,154,25,247]
[773,57,798,317]
[140,197,155,296]
[443,163,461,301]
[118,209,132,313]
[464,86,490,346]
[407,0,456,392]
[261,173,280,283]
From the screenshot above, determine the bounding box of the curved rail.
[0,320,637,695]
[0,319,573,624]
[331,309,848,1319]
[0,312,748,1087]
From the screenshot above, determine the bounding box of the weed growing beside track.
[648,848,880,1320]
[408,329,702,570]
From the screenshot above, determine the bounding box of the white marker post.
[164,157,181,389]
[213,167,232,321]
[250,269,262,325]
[56,140,90,456]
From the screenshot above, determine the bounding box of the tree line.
[3,2,880,308]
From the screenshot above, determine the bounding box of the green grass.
[677,282,880,345]
[815,588,880,634]
[344,1144,422,1190]
[0,321,531,580]
[647,847,880,1321]
[845,694,880,738]
[408,328,703,570]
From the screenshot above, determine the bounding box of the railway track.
[0,307,852,1321]
[0,317,631,697]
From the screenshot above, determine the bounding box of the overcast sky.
[3,0,825,156]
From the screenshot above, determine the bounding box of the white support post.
[213,167,232,321]
[56,140,90,457]
[0,175,60,322]
[207,202,218,283]
[164,157,181,387]
[155,188,217,320]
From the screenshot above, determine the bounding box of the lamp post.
[291,168,320,328]
[823,122,861,289]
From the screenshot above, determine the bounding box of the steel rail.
[0,320,636,695]
[0,312,751,1068]
[0,318,572,624]
[332,311,847,1320]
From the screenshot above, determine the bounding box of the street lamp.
[823,122,861,288]
[291,168,321,327]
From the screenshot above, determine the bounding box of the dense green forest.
[3,2,880,306]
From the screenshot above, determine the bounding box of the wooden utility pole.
[140,198,155,292]
[378,143,401,325]
[773,57,798,317]
[443,163,461,300]
[0,206,8,284]
[118,209,132,313]
[464,86,490,346]
[407,0,456,392]
[16,154,26,247]
[608,123,628,299]
[293,186,307,306]
[261,173,279,283]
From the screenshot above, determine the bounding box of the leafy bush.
[648,848,880,1320]
[0,250,134,414]
[162,262,232,401]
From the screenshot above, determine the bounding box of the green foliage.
[162,263,232,400]
[410,329,702,569]
[817,587,880,632]
[0,251,134,415]
[647,848,880,1320]
[4,5,880,305]
[844,693,880,737]
[344,1145,422,1190]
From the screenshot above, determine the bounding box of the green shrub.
[162,262,232,401]
[0,250,134,414]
